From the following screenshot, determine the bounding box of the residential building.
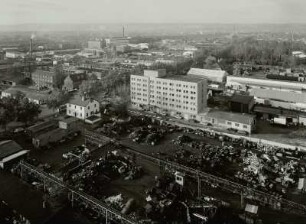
[205,110,256,134]
[62,72,87,91]
[66,95,100,120]
[187,68,228,83]
[130,69,207,120]
[32,67,57,89]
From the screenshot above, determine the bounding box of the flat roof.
[0,140,23,160]
[3,86,50,101]
[254,105,306,118]
[207,110,255,125]
[163,75,204,83]
[231,94,254,104]
[227,76,306,91]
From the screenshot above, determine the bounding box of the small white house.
[66,95,100,120]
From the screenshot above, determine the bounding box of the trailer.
[272,117,287,126]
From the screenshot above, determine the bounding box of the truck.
[272,117,287,126]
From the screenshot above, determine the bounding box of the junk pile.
[66,150,143,197]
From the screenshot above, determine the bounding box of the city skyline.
[0,0,306,25]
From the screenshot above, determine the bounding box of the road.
[128,108,306,151]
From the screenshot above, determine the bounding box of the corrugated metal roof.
[250,88,306,104]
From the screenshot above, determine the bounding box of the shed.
[0,140,29,169]
[230,94,255,114]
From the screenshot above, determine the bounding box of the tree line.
[0,92,41,131]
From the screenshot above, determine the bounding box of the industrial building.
[105,37,130,47]
[187,68,228,83]
[226,76,306,111]
[31,67,58,90]
[204,110,256,134]
[1,86,50,104]
[131,69,207,120]
[230,94,255,114]
[0,140,29,169]
[88,40,104,50]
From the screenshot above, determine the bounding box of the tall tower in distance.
[30,34,35,58]
[123,26,125,37]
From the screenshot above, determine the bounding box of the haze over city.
[1,0,306,25]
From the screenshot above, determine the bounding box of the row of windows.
[68,104,97,110]
[227,121,248,129]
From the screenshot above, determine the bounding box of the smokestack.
[123,26,125,37]
[30,34,35,58]
[30,39,33,57]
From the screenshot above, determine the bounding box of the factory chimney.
[30,34,35,57]
[123,26,125,37]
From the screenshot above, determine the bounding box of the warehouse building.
[187,68,228,83]
[32,67,58,90]
[230,94,255,114]
[204,110,256,134]
[130,69,207,120]
[0,140,29,169]
[226,76,306,111]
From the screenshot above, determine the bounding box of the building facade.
[32,68,57,89]
[62,72,87,92]
[66,96,100,120]
[205,110,256,134]
[130,70,207,120]
[226,76,306,111]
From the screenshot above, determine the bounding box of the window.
[243,125,248,129]
[227,121,231,125]
[235,123,239,127]
[88,106,90,109]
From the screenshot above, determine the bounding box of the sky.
[0,0,306,25]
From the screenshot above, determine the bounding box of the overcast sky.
[0,0,305,25]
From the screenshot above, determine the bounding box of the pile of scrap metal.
[102,150,143,180]
[96,121,131,138]
[62,145,90,162]
[129,125,169,145]
[143,174,190,223]
[65,150,143,196]
[104,194,135,215]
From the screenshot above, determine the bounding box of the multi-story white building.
[66,95,100,120]
[130,70,207,120]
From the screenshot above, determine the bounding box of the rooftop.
[2,86,51,101]
[188,68,227,77]
[207,110,255,125]
[231,94,254,104]
[162,74,204,83]
[68,95,97,107]
[0,140,23,160]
